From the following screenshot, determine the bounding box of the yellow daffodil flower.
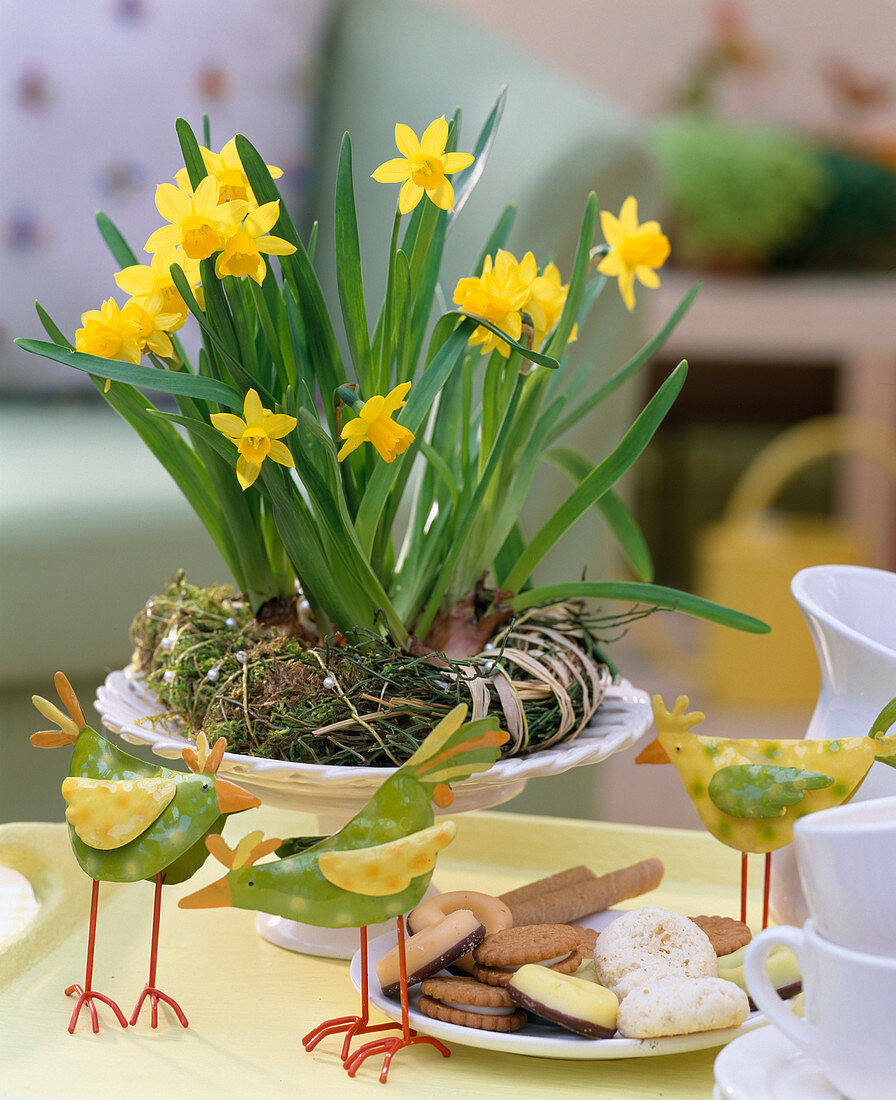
[528,261,577,347]
[453,250,536,357]
[372,117,474,215]
[214,200,297,284]
[114,248,201,330]
[76,298,144,389]
[337,382,415,463]
[121,297,181,359]
[145,175,247,261]
[174,136,283,204]
[210,388,298,490]
[597,196,670,311]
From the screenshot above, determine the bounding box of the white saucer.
[713,1025,843,1099]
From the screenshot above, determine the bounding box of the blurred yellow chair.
[697,415,896,705]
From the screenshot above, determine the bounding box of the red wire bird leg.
[130,872,188,1029]
[344,915,450,1083]
[66,879,128,1034]
[739,852,772,931]
[740,852,748,926]
[302,926,407,1063]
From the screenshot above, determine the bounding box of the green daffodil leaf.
[14,339,241,406]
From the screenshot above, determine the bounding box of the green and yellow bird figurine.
[31,672,260,1033]
[180,703,508,1082]
[637,694,896,927]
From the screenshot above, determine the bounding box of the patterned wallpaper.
[1,0,331,392]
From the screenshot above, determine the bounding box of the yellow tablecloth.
[0,808,758,1098]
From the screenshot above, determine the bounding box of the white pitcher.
[769,564,896,926]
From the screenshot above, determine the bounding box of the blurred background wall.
[433,0,896,136]
[3,0,895,828]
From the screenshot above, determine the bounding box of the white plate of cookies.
[351,865,791,1060]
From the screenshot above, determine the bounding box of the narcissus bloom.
[597,196,670,311]
[175,136,283,204]
[145,175,247,261]
[528,261,576,347]
[453,250,536,357]
[337,382,415,463]
[214,200,296,284]
[121,297,181,359]
[114,248,201,330]
[76,298,143,364]
[210,388,297,490]
[372,117,474,215]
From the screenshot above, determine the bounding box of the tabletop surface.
[0,807,762,1099]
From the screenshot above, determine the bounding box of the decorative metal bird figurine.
[31,672,260,1033]
[637,694,896,927]
[180,704,508,1082]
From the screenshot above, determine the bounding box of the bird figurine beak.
[178,875,233,909]
[635,737,671,765]
[214,778,261,814]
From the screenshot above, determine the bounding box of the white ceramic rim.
[794,792,896,834]
[791,564,896,660]
[95,665,653,800]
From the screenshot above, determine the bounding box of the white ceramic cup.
[746,919,896,1100]
[793,793,896,955]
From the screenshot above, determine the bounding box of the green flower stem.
[414,371,527,639]
[335,133,374,395]
[375,207,403,395]
[248,277,285,387]
[353,321,472,560]
[223,276,260,383]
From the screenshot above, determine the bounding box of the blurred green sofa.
[0,0,655,823]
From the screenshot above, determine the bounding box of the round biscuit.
[471,949,583,987]
[593,907,716,996]
[690,915,752,956]
[474,924,579,967]
[616,975,750,1039]
[420,975,514,1008]
[418,994,528,1032]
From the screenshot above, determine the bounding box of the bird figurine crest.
[638,693,896,927]
[31,672,260,1033]
[181,703,508,1082]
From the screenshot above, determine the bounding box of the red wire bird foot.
[302,1014,408,1064]
[65,983,129,1035]
[344,1033,450,1083]
[130,984,189,1029]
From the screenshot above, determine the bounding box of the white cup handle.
[744,926,815,1058]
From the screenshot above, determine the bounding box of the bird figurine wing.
[707,765,833,819]
[62,776,177,849]
[317,821,456,897]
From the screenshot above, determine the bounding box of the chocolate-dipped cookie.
[506,964,618,1038]
[376,909,486,997]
